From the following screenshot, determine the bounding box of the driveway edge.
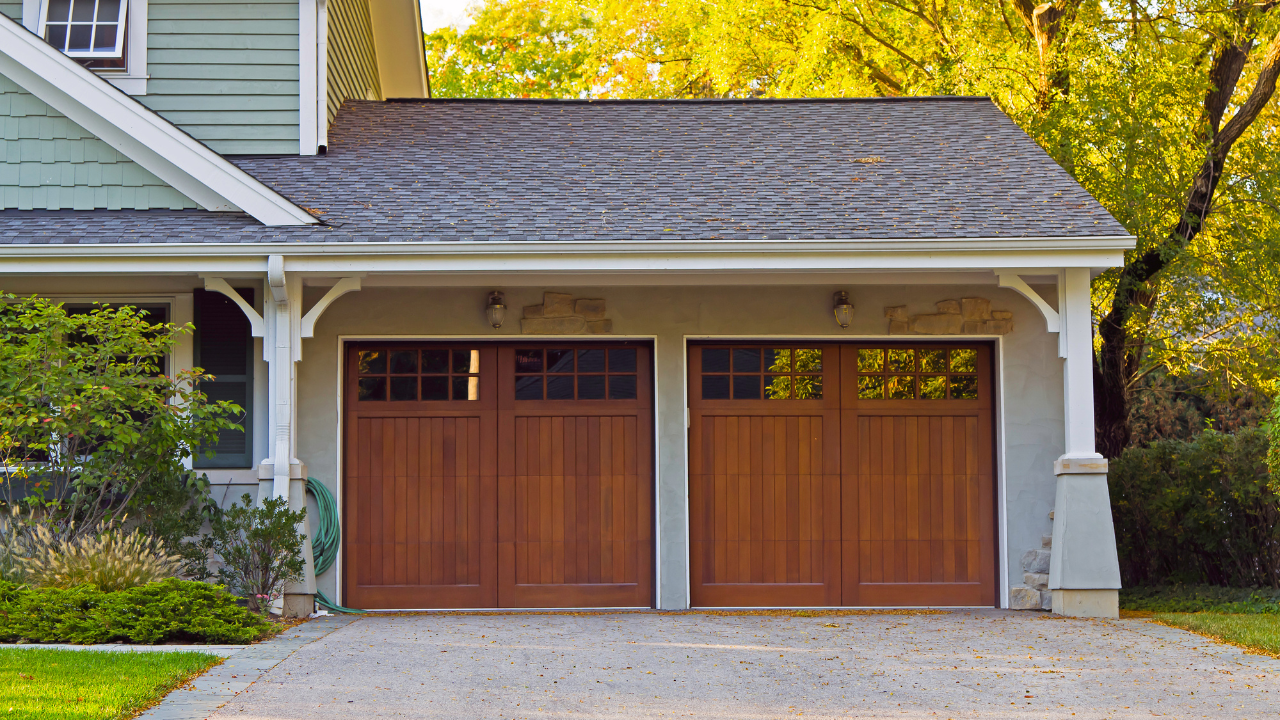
[136,615,362,720]
[1113,618,1280,673]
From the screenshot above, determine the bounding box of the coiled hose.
[306,477,364,613]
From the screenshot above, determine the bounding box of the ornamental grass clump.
[19,525,181,592]
[0,506,44,582]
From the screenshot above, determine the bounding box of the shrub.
[0,578,271,644]
[1120,585,1280,614]
[18,525,180,592]
[1110,427,1280,587]
[0,295,241,541]
[202,494,305,613]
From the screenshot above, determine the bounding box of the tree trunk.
[1094,32,1280,458]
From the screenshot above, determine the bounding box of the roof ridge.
[383,96,992,105]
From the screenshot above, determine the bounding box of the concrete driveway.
[209,610,1279,719]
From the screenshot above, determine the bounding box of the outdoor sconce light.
[833,291,853,329]
[486,291,506,329]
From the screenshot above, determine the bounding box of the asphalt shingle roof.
[0,98,1128,244]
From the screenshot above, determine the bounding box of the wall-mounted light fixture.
[486,291,506,329]
[833,291,853,329]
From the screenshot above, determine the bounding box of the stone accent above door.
[521,292,613,334]
[885,298,1013,335]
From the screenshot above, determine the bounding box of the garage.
[688,343,996,607]
[343,342,653,609]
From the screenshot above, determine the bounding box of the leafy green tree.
[429,0,1280,454]
[426,0,595,98]
[0,295,241,539]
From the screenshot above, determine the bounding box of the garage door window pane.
[547,375,575,400]
[950,349,976,373]
[950,374,978,399]
[578,375,606,399]
[516,376,543,400]
[888,349,915,372]
[702,348,730,373]
[920,375,947,399]
[765,375,791,400]
[608,348,637,373]
[577,349,606,372]
[609,374,637,399]
[390,376,418,401]
[920,349,947,373]
[733,348,761,372]
[422,376,449,400]
[733,375,761,400]
[516,349,544,373]
[763,348,790,372]
[795,349,821,372]
[858,349,883,373]
[859,375,884,399]
[358,350,386,375]
[888,375,915,399]
[547,349,575,373]
[358,376,386,401]
[390,350,418,374]
[702,375,730,399]
[794,375,822,400]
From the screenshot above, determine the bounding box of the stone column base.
[282,593,315,619]
[1052,589,1118,618]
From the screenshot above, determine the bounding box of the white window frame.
[38,0,128,60]
[23,0,148,95]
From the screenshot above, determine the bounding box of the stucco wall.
[296,282,1065,609]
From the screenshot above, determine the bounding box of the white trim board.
[0,13,317,226]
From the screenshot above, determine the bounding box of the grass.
[1152,612,1280,658]
[0,647,221,720]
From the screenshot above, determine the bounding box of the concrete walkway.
[200,610,1280,720]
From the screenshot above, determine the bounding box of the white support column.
[1048,267,1121,618]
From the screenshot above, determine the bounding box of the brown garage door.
[689,344,995,607]
[344,342,652,609]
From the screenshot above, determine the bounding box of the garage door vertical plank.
[798,416,813,583]
[929,415,945,583]
[588,415,602,585]
[612,416,626,585]
[914,416,931,585]
[356,417,371,588]
[966,416,981,583]
[514,417,528,587]
[539,416,554,587]
[623,414,638,587]
[580,415,594,586]
[599,416,615,587]
[940,416,957,584]
[893,415,908,584]
[562,417,578,585]
[726,415,740,584]
[456,417,472,586]
[868,416,883,584]
[376,418,391,587]
[905,416,920,585]
[761,415,777,585]
[786,415,801,585]
[952,416,970,582]
[551,416,566,587]
[750,416,765,585]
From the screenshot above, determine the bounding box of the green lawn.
[1154,613,1280,657]
[0,647,221,720]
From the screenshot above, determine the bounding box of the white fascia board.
[0,236,1133,276]
[0,14,318,227]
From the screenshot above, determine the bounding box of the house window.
[194,289,255,469]
[40,0,128,69]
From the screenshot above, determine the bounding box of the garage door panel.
[692,342,996,608]
[689,343,842,607]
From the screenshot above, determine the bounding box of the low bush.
[0,578,270,644]
[202,494,305,614]
[1109,427,1280,587]
[1120,585,1280,613]
[18,525,181,592]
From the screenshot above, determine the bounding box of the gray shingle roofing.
[0,98,1128,244]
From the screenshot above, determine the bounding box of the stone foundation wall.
[1010,535,1053,610]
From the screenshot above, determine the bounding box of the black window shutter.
[194,289,254,468]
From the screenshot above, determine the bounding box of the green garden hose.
[306,477,365,614]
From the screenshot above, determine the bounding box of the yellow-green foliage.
[19,526,181,592]
[0,647,219,720]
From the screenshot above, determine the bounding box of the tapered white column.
[263,256,316,616]
[1048,267,1121,618]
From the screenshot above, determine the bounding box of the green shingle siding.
[0,73,197,210]
[326,0,380,126]
[141,0,300,155]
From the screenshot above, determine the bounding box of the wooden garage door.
[344,343,653,609]
[689,344,995,607]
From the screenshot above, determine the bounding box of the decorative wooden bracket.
[202,277,264,337]
[997,273,1060,333]
[300,277,361,338]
